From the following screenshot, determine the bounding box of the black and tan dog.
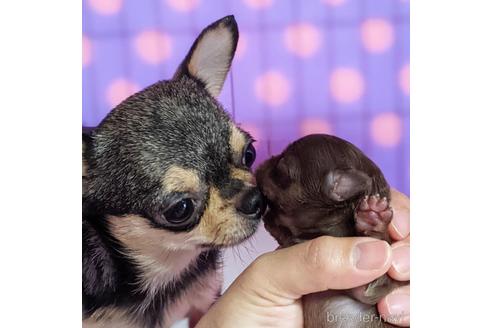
[83,16,265,328]
[256,134,407,328]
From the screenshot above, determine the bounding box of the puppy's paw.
[355,194,393,240]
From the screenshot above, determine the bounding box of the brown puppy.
[256,134,407,328]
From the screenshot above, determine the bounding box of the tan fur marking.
[108,215,198,254]
[230,167,254,186]
[161,165,200,194]
[83,307,134,328]
[229,124,247,160]
[105,189,255,305]
[107,215,206,310]
[198,187,254,246]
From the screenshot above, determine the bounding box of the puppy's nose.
[236,187,266,219]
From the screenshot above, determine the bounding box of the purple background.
[83,0,409,311]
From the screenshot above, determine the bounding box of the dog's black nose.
[236,187,266,219]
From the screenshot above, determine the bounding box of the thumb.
[235,236,392,305]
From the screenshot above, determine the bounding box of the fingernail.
[354,240,390,270]
[391,208,410,238]
[385,292,410,322]
[392,245,410,274]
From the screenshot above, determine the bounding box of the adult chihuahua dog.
[83,16,266,328]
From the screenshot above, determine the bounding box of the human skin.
[378,189,410,326]
[196,189,410,328]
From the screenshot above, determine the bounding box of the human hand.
[377,188,410,327]
[196,188,410,328]
[197,238,391,327]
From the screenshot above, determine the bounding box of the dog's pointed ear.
[323,168,372,202]
[174,15,238,98]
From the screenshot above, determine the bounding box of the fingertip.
[388,242,410,281]
[285,236,394,293]
[389,189,410,240]
[378,285,410,327]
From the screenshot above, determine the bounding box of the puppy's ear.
[323,168,371,202]
[174,15,238,98]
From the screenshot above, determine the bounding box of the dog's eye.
[242,142,256,168]
[164,198,194,224]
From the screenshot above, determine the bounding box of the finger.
[377,285,410,327]
[389,188,410,240]
[387,238,410,281]
[236,236,392,305]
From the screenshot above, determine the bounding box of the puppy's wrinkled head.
[83,16,265,251]
[255,134,384,245]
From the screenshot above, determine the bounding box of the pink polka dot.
[255,71,291,107]
[361,19,395,54]
[166,0,200,12]
[322,0,347,6]
[106,79,140,108]
[134,30,173,65]
[243,0,273,9]
[300,119,333,136]
[88,0,122,15]
[399,63,410,95]
[370,113,403,147]
[236,34,247,60]
[284,23,322,58]
[329,67,365,104]
[83,35,92,67]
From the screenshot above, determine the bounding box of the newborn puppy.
[256,134,406,328]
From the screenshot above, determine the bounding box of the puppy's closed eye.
[271,156,296,189]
